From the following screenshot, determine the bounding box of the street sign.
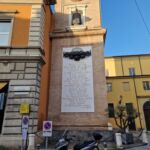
[43,121,52,137]
[21,115,29,150]
[20,102,30,114]
[22,115,29,129]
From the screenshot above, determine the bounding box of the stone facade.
[0,47,43,146]
[28,5,46,48]
[0,1,55,146]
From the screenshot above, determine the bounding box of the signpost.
[22,115,29,129]
[43,121,52,150]
[21,115,29,150]
[20,103,30,150]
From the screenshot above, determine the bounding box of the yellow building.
[105,54,150,131]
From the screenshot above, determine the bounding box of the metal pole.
[21,139,24,150]
[22,139,25,150]
[45,137,49,150]
[133,77,143,129]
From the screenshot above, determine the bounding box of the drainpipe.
[132,76,143,129]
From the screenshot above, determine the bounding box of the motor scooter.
[55,130,70,150]
[73,132,103,150]
[55,131,103,150]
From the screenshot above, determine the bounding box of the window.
[129,68,135,76]
[126,103,134,115]
[0,20,12,46]
[143,81,150,90]
[108,103,115,118]
[107,83,112,92]
[123,82,130,91]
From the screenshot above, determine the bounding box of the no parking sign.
[43,121,52,137]
[22,115,29,129]
[21,115,29,140]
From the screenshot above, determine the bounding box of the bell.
[72,8,82,25]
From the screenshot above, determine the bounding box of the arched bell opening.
[71,8,82,26]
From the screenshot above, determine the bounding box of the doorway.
[143,101,150,131]
[0,83,8,133]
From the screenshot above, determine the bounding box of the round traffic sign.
[23,116,29,125]
[44,122,51,130]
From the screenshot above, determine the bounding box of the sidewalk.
[39,132,150,150]
[125,132,150,150]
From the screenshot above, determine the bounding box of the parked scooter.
[55,130,70,150]
[55,130,103,150]
[73,132,103,150]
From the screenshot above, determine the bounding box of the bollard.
[36,144,41,150]
[108,122,113,131]
[142,130,148,144]
[125,127,129,133]
[115,133,123,149]
[27,134,35,150]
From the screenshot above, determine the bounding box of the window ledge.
[66,25,87,31]
[0,10,18,14]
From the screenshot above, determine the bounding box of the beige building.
[49,0,108,129]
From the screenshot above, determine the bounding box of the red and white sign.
[43,121,52,137]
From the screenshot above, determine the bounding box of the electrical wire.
[134,0,150,35]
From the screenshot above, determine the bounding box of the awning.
[0,83,7,90]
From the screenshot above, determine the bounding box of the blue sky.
[101,0,150,56]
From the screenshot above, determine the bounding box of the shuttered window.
[108,103,115,118]
[126,103,134,115]
[143,81,150,90]
[107,83,112,92]
[129,68,135,76]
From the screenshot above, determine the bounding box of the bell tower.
[49,0,108,129]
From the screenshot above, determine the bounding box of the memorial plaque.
[61,46,94,112]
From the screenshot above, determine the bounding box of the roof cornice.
[0,0,56,5]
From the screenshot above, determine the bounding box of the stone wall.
[28,5,46,49]
[0,47,43,136]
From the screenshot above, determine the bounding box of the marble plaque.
[61,46,94,112]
